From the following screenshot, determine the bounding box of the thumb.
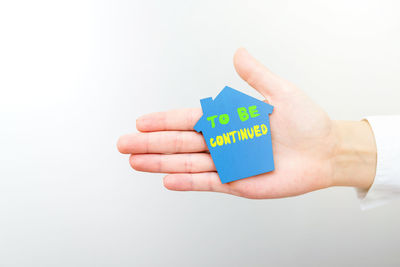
[233,48,291,99]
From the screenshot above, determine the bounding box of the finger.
[117,131,207,154]
[233,47,292,99]
[130,153,216,173]
[136,108,202,132]
[163,172,236,195]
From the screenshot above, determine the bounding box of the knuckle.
[207,175,215,192]
[174,132,184,153]
[246,67,264,88]
[184,154,193,173]
[156,156,163,172]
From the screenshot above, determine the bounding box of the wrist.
[331,120,377,189]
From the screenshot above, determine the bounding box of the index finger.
[136,108,202,132]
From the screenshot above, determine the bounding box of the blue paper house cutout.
[194,86,274,184]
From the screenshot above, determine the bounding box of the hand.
[117,48,377,199]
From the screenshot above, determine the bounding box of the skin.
[117,48,377,199]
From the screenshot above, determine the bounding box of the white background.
[1,0,400,266]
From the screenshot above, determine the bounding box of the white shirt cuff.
[356,116,400,210]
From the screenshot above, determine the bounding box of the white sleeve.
[357,115,400,210]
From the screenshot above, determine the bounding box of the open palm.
[117,48,339,199]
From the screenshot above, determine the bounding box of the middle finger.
[118,131,208,154]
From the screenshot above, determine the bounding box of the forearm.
[331,120,377,189]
